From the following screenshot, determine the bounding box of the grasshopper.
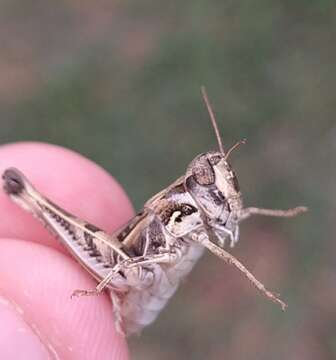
[2,88,307,335]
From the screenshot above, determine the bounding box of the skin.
[0,142,134,360]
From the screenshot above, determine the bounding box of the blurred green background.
[0,1,335,359]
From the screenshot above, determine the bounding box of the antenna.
[224,138,247,161]
[201,86,225,155]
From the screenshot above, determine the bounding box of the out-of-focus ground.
[0,1,335,359]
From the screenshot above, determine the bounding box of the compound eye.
[192,159,215,185]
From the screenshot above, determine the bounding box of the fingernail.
[0,296,51,359]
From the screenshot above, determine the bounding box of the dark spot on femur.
[85,223,101,232]
[192,159,215,185]
[2,169,24,195]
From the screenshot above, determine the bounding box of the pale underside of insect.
[2,89,307,336]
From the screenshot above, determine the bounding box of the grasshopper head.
[185,151,242,218]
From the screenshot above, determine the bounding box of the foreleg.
[238,206,307,221]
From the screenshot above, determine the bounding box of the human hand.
[0,142,134,360]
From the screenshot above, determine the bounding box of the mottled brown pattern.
[146,218,166,252]
[191,154,216,185]
[116,210,146,243]
[166,183,186,196]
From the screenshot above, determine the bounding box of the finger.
[0,142,134,359]
[0,239,129,360]
[0,297,51,360]
[0,142,134,252]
